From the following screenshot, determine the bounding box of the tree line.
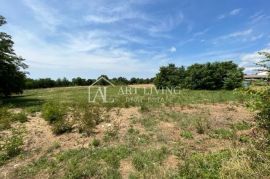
[154,61,244,90]
[24,76,154,89]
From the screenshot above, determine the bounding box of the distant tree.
[154,61,243,90]
[154,64,186,89]
[72,77,87,86]
[130,77,137,84]
[0,16,27,97]
[96,75,110,85]
[257,52,270,80]
[116,77,129,85]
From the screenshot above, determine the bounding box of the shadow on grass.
[0,95,45,108]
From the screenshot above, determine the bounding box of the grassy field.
[0,86,269,178]
[1,86,246,109]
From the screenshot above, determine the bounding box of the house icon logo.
[88,77,115,103]
[90,77,115,87]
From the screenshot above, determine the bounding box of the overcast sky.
[1,0,270,79]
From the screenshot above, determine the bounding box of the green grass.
[175,150,232,178]
[1,86,266,178]
[181,130,193,139]
[0,128,24,166]
[1,86,247,110]
[210,128,235,139]
[132,147,168,171]
[232,121,253,131]
[15,145,131,179]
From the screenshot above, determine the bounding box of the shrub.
[196,118,210,134]
[51,120,72,135]
[103,126,119,142]
[181,130,193,139]
[92,139,100,147]
[76,105,103,135]
[42,102,65,123]
[0,128,24,165]
[0,108,12,131]
[13,112,28,123]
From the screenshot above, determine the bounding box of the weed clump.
[51,120,72,135]
[210,128,235,139]
[196,118,210,134]
[92,139,101,147]
[132,147,168,171]
[181,130,193,139]
[42,102,65,123]
[0,108,13,131]
[0,128,24,166]
[42,102,72,135]
[75,105,103,135]
[13,112,28,123]
[176,150,231,178]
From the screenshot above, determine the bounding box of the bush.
[42,102,72,135]
[92,139,101,147]
[76,105,103,135]
[181,130,193,139]
[0,108,12,131]
[13,112,28,123]
[0,128,24,165]
[42,102,65,123]
[51,120,72,135]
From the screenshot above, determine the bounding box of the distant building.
[243,72,269,87]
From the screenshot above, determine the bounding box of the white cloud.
[218,14,226,20]
[84,15,121,24]
[229,8,241,16]
[250,34,264,41]
[9,25,170,78]
[213,29,254,43]
[149,13,184,33]
[23,0,62,31]
[227,29,253,38]
[193,28,209,37]
[239,48,270,74]
[169,46,176,52]
[217,8,242,20]
[250,11,270,24]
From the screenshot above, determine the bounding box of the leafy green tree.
[223,69,244,89]
[155,61,243,90]
[0,16,27,97]
[154,64,186,89]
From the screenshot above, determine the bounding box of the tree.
[154,61,243,90]
[257,52,270,80]
[154,64,186,89]
[0,16,27,97]
[96,75,110,85]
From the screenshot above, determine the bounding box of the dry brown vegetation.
[1,102,265,178]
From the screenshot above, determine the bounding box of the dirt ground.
[0,103,257,178]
